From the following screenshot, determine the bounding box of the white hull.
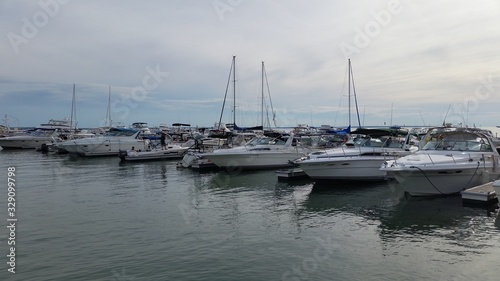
[382,152,500,196]
[389,167,499,196]
[205,150,304,170]
[119,147,189,161]
[0,136,55,149]
[297,143,410,181]
[57,137,147,156]
[299,157,394,181]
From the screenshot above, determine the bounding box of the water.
[1,149,499,281]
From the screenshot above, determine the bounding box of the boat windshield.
[25,129,57,136]
[247,136,286,146]
[104,129,138,137]
[352,136,384,147]
[422,133,493,152]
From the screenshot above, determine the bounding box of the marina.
[2,2,500,280]
[1,141,499,280]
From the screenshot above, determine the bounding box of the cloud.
[1,0,499,128]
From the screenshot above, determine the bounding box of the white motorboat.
[295,128,412,181]
[55,128,148,156]
[202,133,309,170]
[119,144,190,161]
[0,117,78,149]
[380,127,500,196]
[0,129,61,149]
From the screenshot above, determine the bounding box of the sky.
[1,0,499,129]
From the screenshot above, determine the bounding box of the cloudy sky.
[1,0,499,129]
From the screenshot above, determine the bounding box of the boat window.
[423,141,438,150]
[104,129,137,137]
[368,139,383,147]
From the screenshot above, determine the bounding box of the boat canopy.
[233,124,263,131]
[172,123,191,127]
[351,127,408,137]
[105,127,139,136]
[326,125,351,135]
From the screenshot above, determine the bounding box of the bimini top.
[421,130,495,152]
[104,127,139,137]
[350,127,409,138]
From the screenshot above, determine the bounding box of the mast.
[104,86,113,128]
[70,83,76,132]
[349,59,362,128]
[233,55,236,127]
[217,56,235,131]
[348,59,351,128]
[261,61,264,128]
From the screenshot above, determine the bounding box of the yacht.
[118,144,190,162]
[0,117,78,149]
[55,127,149,156]
[0,129,61,149]
[295,128,412,181]
[380,127,500,196]
[202,133,309,170]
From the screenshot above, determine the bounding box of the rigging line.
[442,104,452,126]
[218,56,235,131]
[349,61,362,128]
[263,63,276,127]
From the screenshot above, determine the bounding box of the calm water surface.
[0,149,499,281]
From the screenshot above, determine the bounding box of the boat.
[118,144,190,162]
[380,126,500,196]
[295,127,413,181]
[0,128,62,149]
[293,60,413,181]
[55,127,149,156]
[37,118,74,131]
[202,133,310,170]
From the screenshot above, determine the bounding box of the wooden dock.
[461,181,499,206]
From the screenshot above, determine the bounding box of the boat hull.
[0,137,54,149]
[204,151,303,170]
[57,137,147,156]
[381,153,500,196]
[119,147,189,161]
[299,157,393,181]
[388,167,500,196]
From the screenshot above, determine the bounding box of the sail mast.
[261,61,264,128]
[105,86,113,128]
[70,83,76,132]
[349,60,362,128]
[233,55,236,128]
[348,59,351,128]
[217,56,234,131]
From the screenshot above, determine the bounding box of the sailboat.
[294,59,413,181]
[209,56,264,139]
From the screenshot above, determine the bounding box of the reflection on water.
[2,149,500,281]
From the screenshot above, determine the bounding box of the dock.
[275,167,309,180]
[461,181,499,207]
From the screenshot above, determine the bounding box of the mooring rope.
[410,160,481,195]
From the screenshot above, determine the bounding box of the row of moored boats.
[1,120,500,198]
